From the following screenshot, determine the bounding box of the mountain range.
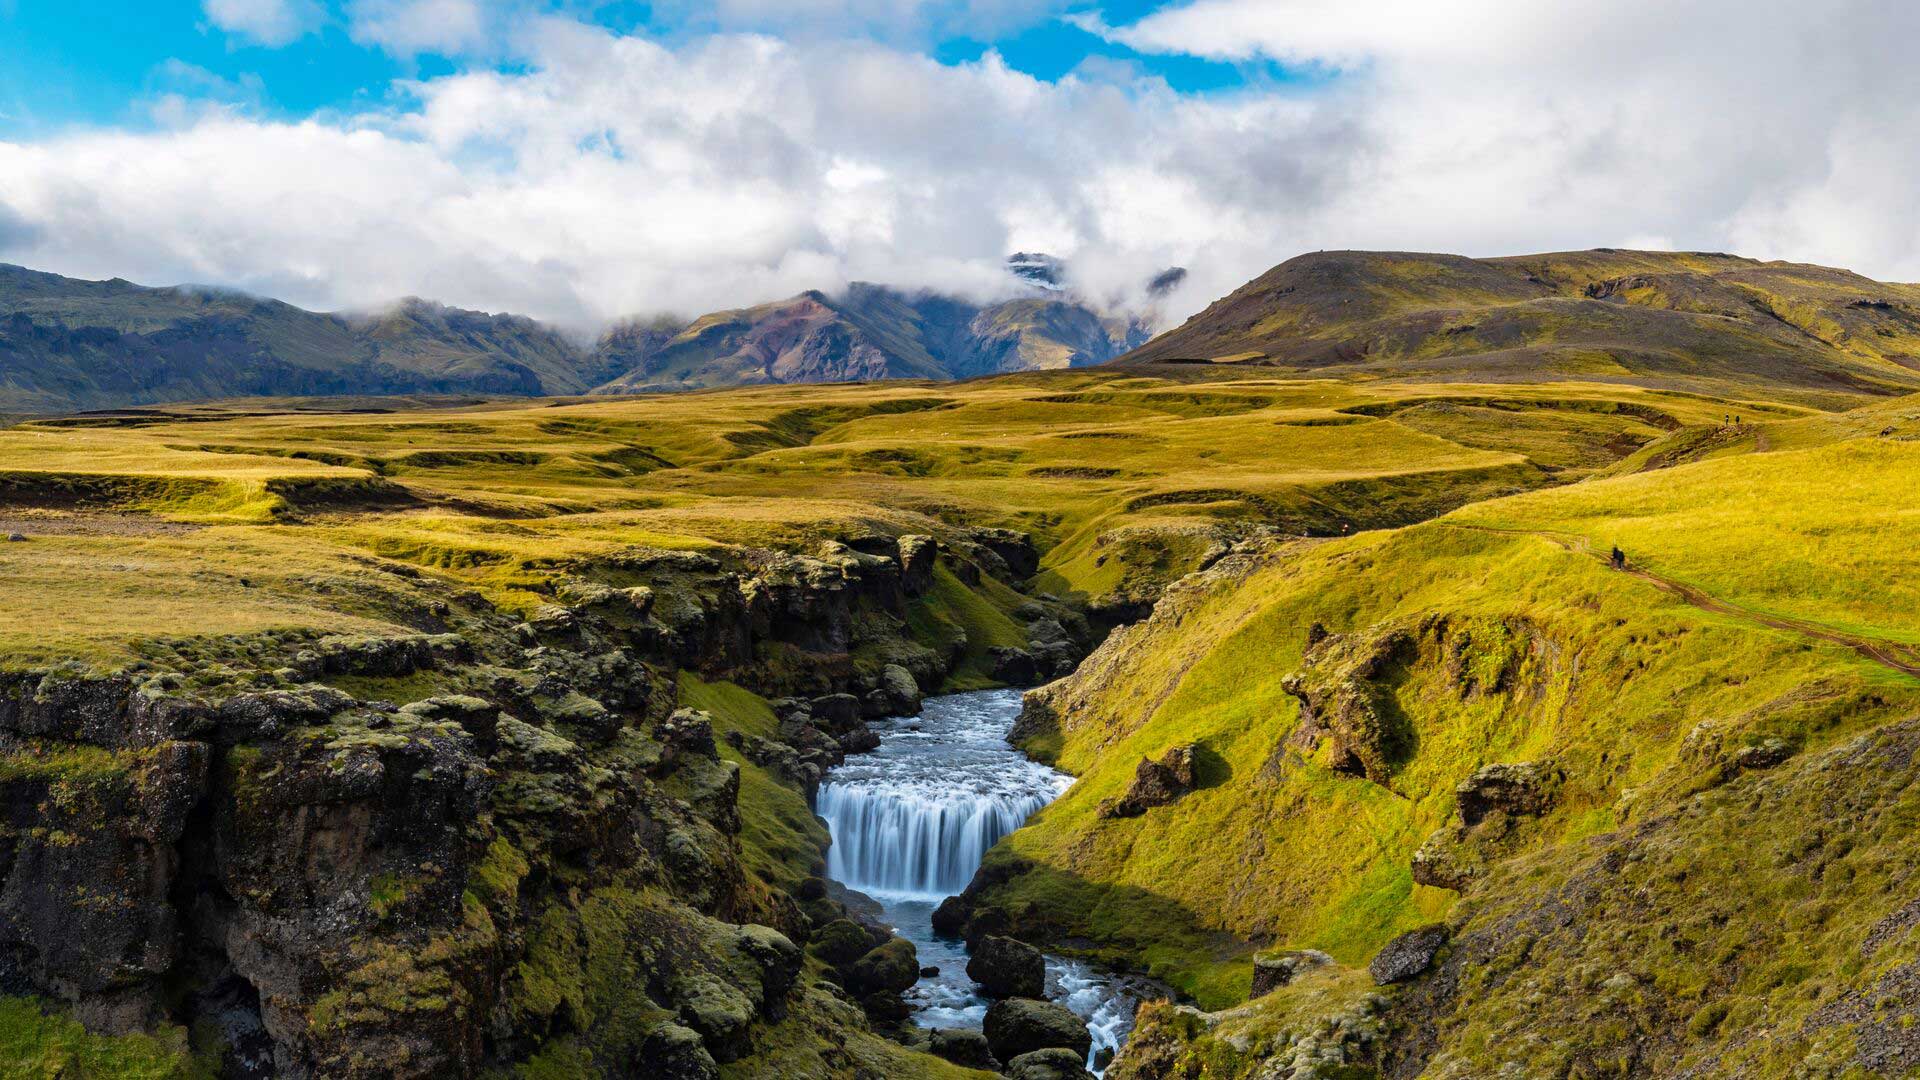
[11,246,1920,417]
[0,259,1160,413]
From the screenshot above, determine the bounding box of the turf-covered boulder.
[636,1021,719,1080]
[1455,761,1561,825]
[846,937,919,996]
[734,924,803,1007]
[1251,948,1332,998]
[809,918,872,969]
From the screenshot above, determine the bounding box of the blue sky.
[0,1,1293,137]
[0,1,1912,331]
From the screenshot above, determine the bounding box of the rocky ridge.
[0,522,1099,1077]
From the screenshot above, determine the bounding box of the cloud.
[201,0,323,46]
[9,4,1920,336]
[0,22,1330,325]
[146,60,268,125]
[346,0,490,56]
[1089,0,1920,280]
[0,199,43,255]
[646,0,1066,44]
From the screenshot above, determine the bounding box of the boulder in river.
[811,693,863,730]
[985,997,1093,1062]
[967,935,1045,998]
[1006,1047,1097,1080]
[879,663,923,715]
[989,646,1039,685]
[836,726,882,754]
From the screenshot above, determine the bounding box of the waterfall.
[814,688,1068,901]
[815,689,1135,1074]
[816,784,1054,899]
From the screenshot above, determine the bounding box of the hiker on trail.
[1724,414,1730,426]
[1610,546,1626,570]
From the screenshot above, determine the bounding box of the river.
[815,689,1139,1073]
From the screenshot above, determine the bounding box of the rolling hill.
[1120,248,1920,408]
[0,264,614,412]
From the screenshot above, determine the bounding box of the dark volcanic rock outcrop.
[0,522,1092,1076]
[1368,924,1448,985]
[1097,743,1197,818]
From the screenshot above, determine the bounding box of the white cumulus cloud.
[201,0,323,46]
[346,0,490,56]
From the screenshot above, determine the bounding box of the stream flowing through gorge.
[816,689,1140,1073]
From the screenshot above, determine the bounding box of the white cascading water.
[816,689,1141,1075]
[817,690,1069,900]
[817,785,1054,899]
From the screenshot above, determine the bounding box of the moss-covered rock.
[928,1027,998,1070]
[808,919,873,969]
[845,938,919,997]
[1006,1046,1096,1080]
[983,998,1091,1063]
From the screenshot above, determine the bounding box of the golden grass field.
[0,369,1774,670]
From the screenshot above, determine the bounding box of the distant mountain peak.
[1007,253,1067,291]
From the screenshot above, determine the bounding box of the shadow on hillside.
[1190,741,1232,790]
[971,854,1268,1003]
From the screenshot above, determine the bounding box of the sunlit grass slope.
[1455,436,1920,643]
[982,428,1920,1031]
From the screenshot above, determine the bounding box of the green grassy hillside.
[963,406,1920,1076]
